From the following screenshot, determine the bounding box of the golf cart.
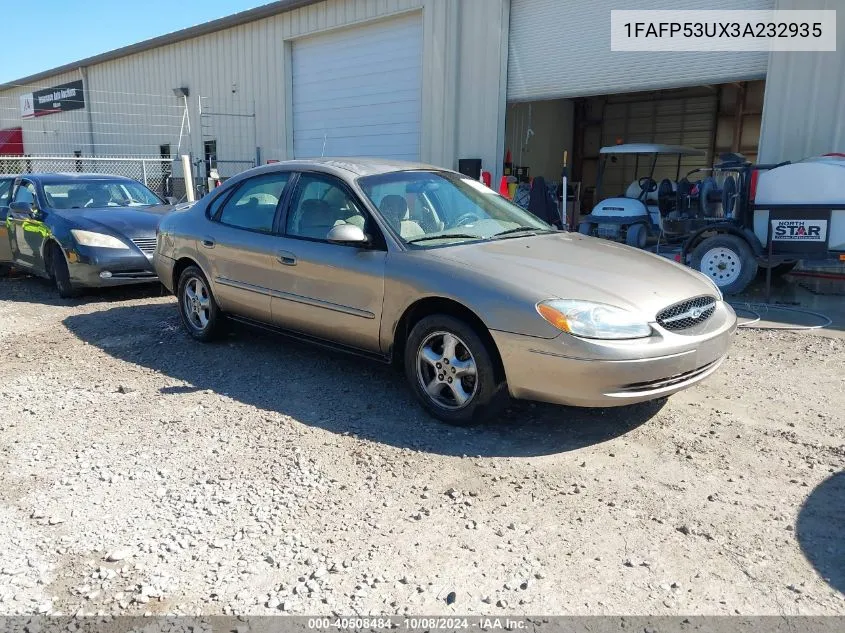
[578,144,707,249]
[580,145,845,294]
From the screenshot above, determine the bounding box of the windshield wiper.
[493,226,553,238]
[406,233,482,244]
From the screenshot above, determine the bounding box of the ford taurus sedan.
[154,158,737,424]
[0,173,173,297]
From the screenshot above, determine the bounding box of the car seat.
[298,199,341,240]
[378,194,424,239]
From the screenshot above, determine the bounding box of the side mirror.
[9,201,35,217]
[326,223,368,245]
[165,196,178,205]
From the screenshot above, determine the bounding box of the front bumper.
[491,301,737,408]
[67,247,158,287]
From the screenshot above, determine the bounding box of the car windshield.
[357,170,553,246]
[43,180,162,209]
[0,179,12,206]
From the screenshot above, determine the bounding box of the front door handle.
[277,250,297,266]
[201,238,215,249]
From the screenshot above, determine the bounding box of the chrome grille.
[656,295,717,332]
[131,237,157,255]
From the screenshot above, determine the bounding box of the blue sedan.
[0,173,175,297]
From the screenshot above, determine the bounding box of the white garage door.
[508,0,774,101]
[292,13,422,161]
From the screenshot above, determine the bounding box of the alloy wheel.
[183,276,211,331]
[416,331,478,410]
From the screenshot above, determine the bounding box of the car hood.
[428,232,716,318]
[54,205,172,238]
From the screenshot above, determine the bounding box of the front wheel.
[625,223,648,249]
[691,234,758,295]
[177,266,223,342]
[404,315,505,425]
[48,242,80,298]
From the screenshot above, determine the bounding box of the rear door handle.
[201,238,215,248]
[277,250,297,266]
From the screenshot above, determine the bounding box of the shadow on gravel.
[0,273,165,306]
[63,302,663,458]
[797,471,845,594]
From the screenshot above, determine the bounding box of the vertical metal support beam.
[142,160,148,187]
[182,154,195,203]
[78,66,96,156]
[732,82,746,153]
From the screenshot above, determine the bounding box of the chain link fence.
[0,154,257,202]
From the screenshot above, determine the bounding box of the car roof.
[245,157,451,178]
[17,172,141,184]
[599,143,706,156]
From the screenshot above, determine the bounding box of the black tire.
[690,234,758,295]
[578,221,593,236]
[47,242,80,298]
[758,260,798,277]
[177,265,223,342]
[625,223,648,249]
[404,314,506,425]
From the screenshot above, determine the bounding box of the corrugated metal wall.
[0,0,509,180]
[508,0,774,102]
[758,0,845,162]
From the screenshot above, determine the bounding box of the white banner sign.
[771,219,828,242]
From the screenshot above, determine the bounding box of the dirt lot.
[0,275,843,617]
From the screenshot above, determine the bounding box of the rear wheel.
[404,315,505,425]
[47,242,80,298]
[691,234,757,295]
[625,223,648,249]
[177,265,223,342]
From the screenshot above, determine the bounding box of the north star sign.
[20,80,85,119]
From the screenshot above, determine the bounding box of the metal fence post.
[142,160,148,187]
[182,154,195,203]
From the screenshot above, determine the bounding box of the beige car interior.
[377,194,425,239]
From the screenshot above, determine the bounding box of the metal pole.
[182,154,195,203]
[141,160,148,187]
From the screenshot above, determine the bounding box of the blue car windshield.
[43,180,162,209]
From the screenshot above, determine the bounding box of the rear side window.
[216,173,290,233]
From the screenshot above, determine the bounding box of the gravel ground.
[0,275,843,617]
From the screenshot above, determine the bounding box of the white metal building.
[0,0,842,191]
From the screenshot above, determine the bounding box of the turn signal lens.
[536,303,571,333]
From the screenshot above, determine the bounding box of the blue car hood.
[55,205,173,238]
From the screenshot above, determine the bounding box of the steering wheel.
[454,212,481,227]
[637,177,657,201]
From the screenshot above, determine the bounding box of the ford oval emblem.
[691,308,702,319]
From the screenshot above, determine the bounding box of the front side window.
[285,173,367,241]
[358,170,553,246]
[13,182,36,205]
[216,172,290,233]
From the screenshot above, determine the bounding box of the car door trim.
[215,275,274,297]
[272,288,375,319]
[216,275,375,319]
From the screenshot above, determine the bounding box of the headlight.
[70,230,129,249]
[536,299,652,339]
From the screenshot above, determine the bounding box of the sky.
[0,0,272,85]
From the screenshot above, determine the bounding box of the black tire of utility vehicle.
[404,314,506,425]
[690,234,758,296]
[177,265,223,342]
